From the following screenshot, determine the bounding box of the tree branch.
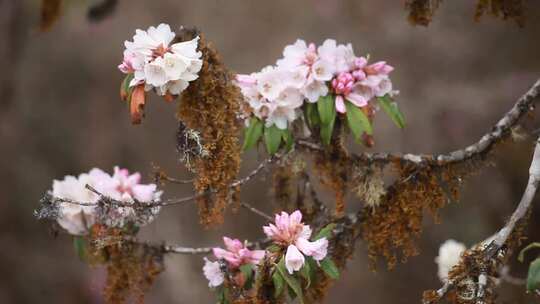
[45,155,280,209]
[298,79,540,166]
[426,136,540,303]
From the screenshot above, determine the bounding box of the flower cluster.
[237,39,403,154]
[118,23,203,123]
[435,239,466,282]
[203,237,265,287]
[263,210,328,274]
[202,210,338,303]
[50,167,162,235]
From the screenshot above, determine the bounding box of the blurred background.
[2,0,540,303]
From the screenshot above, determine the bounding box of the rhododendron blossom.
[119,23,202,96]
[276,39,333,102]
[263,210,328,274]
[212,237,265,269]
[203,237,264,287]
[236,66,304,129]
[238,38,401,147]
[50,167,162,234]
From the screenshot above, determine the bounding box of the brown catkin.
[362,163,465,269]
[177,31,242,227]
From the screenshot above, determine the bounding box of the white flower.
[360,74,394,98]
[265,88,303,129]
[144,57,168,87]
[203,258,224,287]
[162,52,188,80]
[435,239,466,282]
[302,80,328,103]
[257,66,287,101]
[285,244,305,274]
[158,79,189,96]
[52,169,112,235]
[236,67,304,130]
[124,24,176,56]
[318,39,356,74]
[50,167,163,233]
[276,39,334,103]
[120,23,202,96]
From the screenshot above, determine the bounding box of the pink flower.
[212,237,265,269]
[332,72,371,113]
[111,166,161,202]
[263,210,328,274]
[364,61,394,75]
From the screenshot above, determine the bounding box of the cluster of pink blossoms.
[203,210,328,287]
[263,210,328,274]
[203,237,265,287]
[51,167,162,235]
[236,39,397,129]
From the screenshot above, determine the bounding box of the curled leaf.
[130,85,146,124]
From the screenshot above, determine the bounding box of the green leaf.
[317,94,336,125]
[519,242,540,263]
[264,124,283,155]
[320,113,336,145]
[276,258,304,303]
[345,101,373,141]
[320,258,340,280]
[527,258,540,292]
[239,264,254,289]
[272,270,285,298]
[304,102,320,129]
[242,118,263,151]
[314,223,336,241]
[73,237,87,261]
[282,128,294,152]
[377,95,405,129]
[299,260,312,288]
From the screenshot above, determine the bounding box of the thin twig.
[49,156,280,208]
[161,176,194,184]
[160,238,270,255]
[240,202,273,221]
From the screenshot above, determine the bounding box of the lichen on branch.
[176,29,242,226]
